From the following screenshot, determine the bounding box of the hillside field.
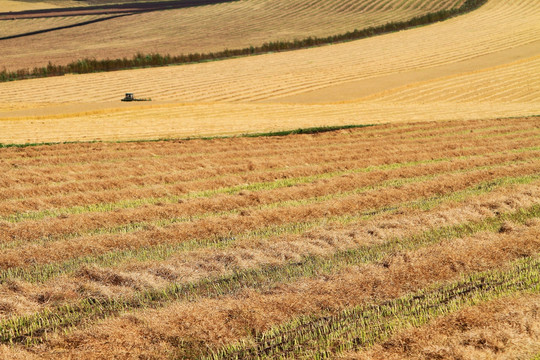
[0,0,466,70]
[0,118,539,359]
[0,0,539,144]
[0,0,539,358]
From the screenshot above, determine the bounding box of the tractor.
[121,93,151,102]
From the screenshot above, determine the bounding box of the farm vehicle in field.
[121,93,152,102]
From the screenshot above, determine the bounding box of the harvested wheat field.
[0,118,539,359]
[0,0,467,70]
[0,0,539,144]
[0,0,539,358]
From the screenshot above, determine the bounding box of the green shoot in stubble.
[4,141,539,224]
[1,171,538,285]
[2,153,537,252]
[207,256,540,359]
[0,201,539,346]
[0,156,450,223]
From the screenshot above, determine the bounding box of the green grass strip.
[0,153,450,223]
[1,171,538,284]
[1,201,539,345]
[5,145,538,223]
[208,256,540,359]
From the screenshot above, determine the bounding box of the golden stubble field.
[0,0,466,70]
[0,0,539,144]
[0,1,539,359]
[0,118,539,359]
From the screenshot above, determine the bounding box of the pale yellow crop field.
[0,0,465,70]
[2,102,538,144]
[1,0,538,104]
[361,56,540,104]
[0,0,539,144]
[0,0,464,69]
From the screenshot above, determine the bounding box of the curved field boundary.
[0,124,369,149]
[1,0,537,104]
[0,0,476,80]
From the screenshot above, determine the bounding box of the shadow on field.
[0,0,239,40]
[0,0,239,19]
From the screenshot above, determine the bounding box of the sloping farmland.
[0,117,539,359]
[0,0,466,70]
[0,0,539,144]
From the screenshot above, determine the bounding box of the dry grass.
[0,118,538,357]
[348,294,540,360]
[2,131,535,215]
[0,120,537,269]
[27,219,540,359]
[0,0,538,143]
[1,180,538,321]
[0,0,465,70]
